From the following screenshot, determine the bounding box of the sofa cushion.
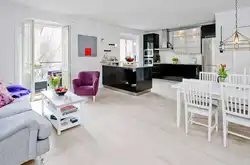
[75,86,94,96]
[0,94,14,108]
[0,84,14,108]
[0,98,31,119]
[7,85,31,98]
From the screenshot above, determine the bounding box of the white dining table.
[171,81,221,127]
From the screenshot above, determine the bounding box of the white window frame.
[120,34,139,62]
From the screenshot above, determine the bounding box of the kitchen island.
[102,64,152,95]
[153,63,202,81]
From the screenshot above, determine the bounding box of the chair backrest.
[221,83,250,119]
[199,72,218,82]
[183,79,212,109]
[78,71,100,85]
[228,74,250,85]
[244,68,250,75]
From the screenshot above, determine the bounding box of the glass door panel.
[22,20,35,92]
[61,25,71,89]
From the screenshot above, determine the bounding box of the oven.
[144,58,153,66]
[144,49,154,58]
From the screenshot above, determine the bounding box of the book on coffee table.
[60,105,78,115]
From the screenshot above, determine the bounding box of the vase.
[220,77,225,82]
[217,76,226,83]
[50,84,58,90]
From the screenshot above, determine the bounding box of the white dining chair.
[183,79,219,142]
[199,72,220,106]
[244,68,250,76]
[199,72,218,82]
[228,74,250,85]
[221,83,250,147]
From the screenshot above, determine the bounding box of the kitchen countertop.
[154,63,202,65]
[102,64,152,69]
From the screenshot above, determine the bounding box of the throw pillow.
[0,84,14,108]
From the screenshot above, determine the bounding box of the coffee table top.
[41,90,85,107]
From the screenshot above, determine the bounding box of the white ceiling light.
[219,0,250,53]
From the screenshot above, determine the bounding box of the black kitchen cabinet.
[201,24,216,38]
[102,65,152,94]
[152,64,202,81]
[152,64,162,78]
[143,33,159,49]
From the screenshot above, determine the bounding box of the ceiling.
[10,0,250,30]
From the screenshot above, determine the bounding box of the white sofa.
[0,97,52,165]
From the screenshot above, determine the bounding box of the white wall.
[0,0,143,85]
[159,51,202,64]
[215,7,250,74]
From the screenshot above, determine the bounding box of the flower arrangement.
[48,74,61,89]
[172,57,179,64]
[218,64,228,82]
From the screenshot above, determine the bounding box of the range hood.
[155,29,173,50]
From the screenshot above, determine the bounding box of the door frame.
[18,19,71,96]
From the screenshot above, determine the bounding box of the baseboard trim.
[103,85,151,96]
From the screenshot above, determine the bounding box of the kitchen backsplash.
[159,51,202,65]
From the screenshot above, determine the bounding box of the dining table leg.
[177,89,181,127]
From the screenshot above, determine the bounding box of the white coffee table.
[41,90,85,135]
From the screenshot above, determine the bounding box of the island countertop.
[102,64,152,69]
[154,63,202,66]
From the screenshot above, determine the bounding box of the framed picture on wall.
[78,35,97,57]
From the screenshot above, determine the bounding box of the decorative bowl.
[55,87,68,96]
[125,57,134,62]
[55,91,67,96]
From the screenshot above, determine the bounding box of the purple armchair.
[73,71,100,102]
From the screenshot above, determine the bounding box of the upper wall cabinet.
[172,27,201,54]
[201,24,216,38]
[143,33,159,49]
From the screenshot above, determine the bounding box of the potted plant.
[218,64,228,82]
[48,74,61,89]
[172,57,179,64]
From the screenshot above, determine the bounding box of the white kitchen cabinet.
[172,27,201,54]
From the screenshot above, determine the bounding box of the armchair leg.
[93,96,96,102]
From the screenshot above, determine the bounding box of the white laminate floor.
[24,79,250,165]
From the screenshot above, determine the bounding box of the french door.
[62,25,71,89]
[21,20,71,100]
[22,20,35,93]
